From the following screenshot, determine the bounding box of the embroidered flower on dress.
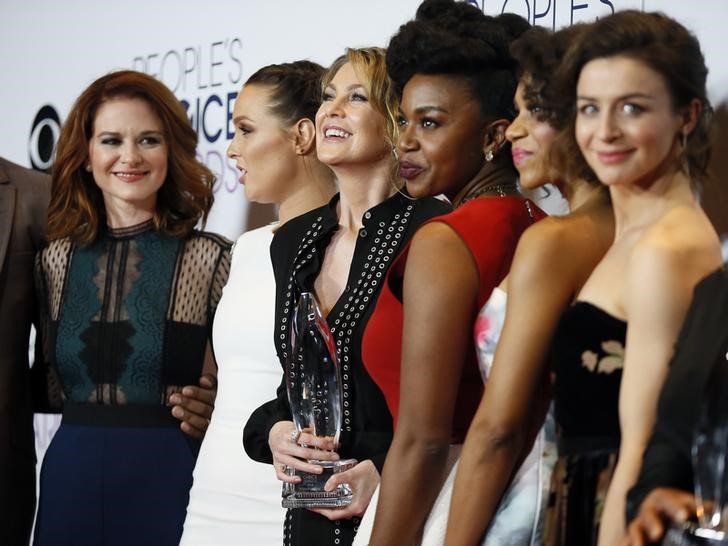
[580,340,625,374]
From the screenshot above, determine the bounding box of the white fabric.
[181,224,284,546]
[352,445,462,546]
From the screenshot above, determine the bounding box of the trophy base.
[664,523,728,545]
[281,458,357,509]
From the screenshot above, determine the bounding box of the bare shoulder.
[410,220,468,254]
[511,212,611,285]
[627,207,722,302]
[634,206,720,272]
[407,221,477,284]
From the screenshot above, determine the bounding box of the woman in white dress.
[181,60,336,546]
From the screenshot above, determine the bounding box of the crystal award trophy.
[281,292,356,509]
[665,377,728,545]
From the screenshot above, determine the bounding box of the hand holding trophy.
[664,373,728,546]
[282,292,356,509]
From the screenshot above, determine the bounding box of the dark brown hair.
[48,70,214,244]
[554,10,712,186]
[510,24,600,185]
[510,25,585,127]
[245,60,325,127]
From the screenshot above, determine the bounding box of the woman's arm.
[169,344,217,439]
[30,250,64,412]
[444,222,580,545]
[598,238,720,546]
[368,222,479,545]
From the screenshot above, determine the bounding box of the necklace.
[457,181,519,207]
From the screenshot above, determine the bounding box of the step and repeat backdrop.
[2,0,727,476]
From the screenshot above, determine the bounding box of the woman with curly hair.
[444,24,615,546]
[32,70,231,546]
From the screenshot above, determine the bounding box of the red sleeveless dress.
[362,196,545,441]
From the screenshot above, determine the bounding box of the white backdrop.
[2,0,727,493]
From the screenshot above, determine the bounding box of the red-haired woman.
[32,70,231,546]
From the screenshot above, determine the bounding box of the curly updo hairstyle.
[509,24,601,185]
[510,25,586,127]
[386,0,528,127]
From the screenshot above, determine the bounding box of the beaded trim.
[279,202,415,433]
[458,181,519,207]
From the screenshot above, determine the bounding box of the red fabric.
[362,196,546,442]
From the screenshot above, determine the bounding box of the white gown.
[181,224,284,546]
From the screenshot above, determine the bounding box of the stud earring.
[85,164,92,172]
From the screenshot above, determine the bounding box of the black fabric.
[33,227,231,409]
[627,266,728,520]
[545,301,627,546]
[243,191,450,546]
[62,402,180,427]
[550,302,627,442]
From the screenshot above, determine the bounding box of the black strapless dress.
[544,301,627,546]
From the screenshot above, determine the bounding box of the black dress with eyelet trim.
[243,192,450,546]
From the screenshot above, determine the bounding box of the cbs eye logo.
[28,105,61,171]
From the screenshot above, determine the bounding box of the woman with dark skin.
[443,25,615,546]
[352,3,545,544]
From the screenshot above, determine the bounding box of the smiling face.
[395,73,487,200]
[227,83,300,204]
[88,97,168,217]
[315,62,390,169]
[505,80,557,190]
[575,55,684,188]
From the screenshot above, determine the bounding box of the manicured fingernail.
[172,406,184,418]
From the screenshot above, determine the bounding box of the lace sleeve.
[167,232,232,330]
[209,240,231,320]
[30,243,69,412]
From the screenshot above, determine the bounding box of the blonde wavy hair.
[322,47,400,153]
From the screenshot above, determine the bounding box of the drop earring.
[680,132,690,177]
[485,149,494,162]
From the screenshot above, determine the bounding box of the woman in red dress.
[352,2,544,544]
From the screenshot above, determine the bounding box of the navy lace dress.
[32,220,231,546]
